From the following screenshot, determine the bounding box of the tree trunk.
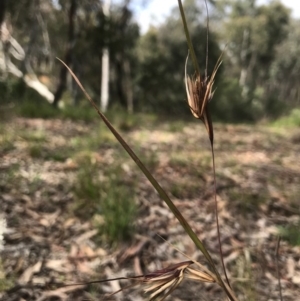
[239,28,249,98]
[123,59,133,113]
[100,0,111,112]
[101,47,110,111]
[52,0,76,107]
[0,0,6,29]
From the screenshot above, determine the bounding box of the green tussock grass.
[279,222,300,246]
[73,154,136,244]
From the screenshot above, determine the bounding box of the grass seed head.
[141,260,215,301]
[185,54,222,144]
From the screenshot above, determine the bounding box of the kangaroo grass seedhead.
[143,261,215,301]
[185,53,222,145]
[65,260,217,301]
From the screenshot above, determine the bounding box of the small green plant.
[28,143,44,158]
[166,120,186,132]
[169,154,191,170]
[73,154,101,216]
[17,99,58,119]
[106,107,150,131]
[227,187,269,215]
[139,149,160,171]
[45,149,71,162]
[97,175,137,243]
[0,260,14,292]
[233,253,257,301]
[61,104,96,122]
[279,222,300,246]
[169,181,198,199]
[0,164,20,192]
[20,130,47,143]
[28,175,44,194]
[0,136,15,154]
[70,126,117,152]
[74,155,136,243]
[0,125,15,154]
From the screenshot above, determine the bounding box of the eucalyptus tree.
[220,0,290,117]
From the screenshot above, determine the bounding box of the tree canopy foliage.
[0,0,299,121]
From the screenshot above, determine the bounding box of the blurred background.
[1,1,300,300]
[1,0,299,122]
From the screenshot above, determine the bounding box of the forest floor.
[0,114,300,301]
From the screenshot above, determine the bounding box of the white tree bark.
[0,22,54,103]
[101,47,110,111]
[100,0,111,112]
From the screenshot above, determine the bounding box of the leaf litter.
[0,117,300,300]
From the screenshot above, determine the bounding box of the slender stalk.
[275,237,283,301]
[177,0,200,76]
[211,144,231,287]
[204,0,209,79]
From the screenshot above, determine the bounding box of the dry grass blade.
[142,260,216,301]
[62,261,216,300]
[185,267,215,283]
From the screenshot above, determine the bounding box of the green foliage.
[2,0,297,122]
[28,175,44,195]
[273,109,300,127]
[0,163,20,193]
[227,186,269,215]
[233,255,257,301]
[0,133,15,155]
[96,172,137,244]
[60,105,97,122]
[224,0,289,69]
[11,93,98,121]
[73,155,101,215]
[211,76,287,122]
[279,222,300,246]
[45,149,73,162]
[0,79,58,119]
[0,260,14,292]
[20,130,47,143]
[70,127,115,152]
[165,120,186,132]
[28,143,44,158]
[212,78,253,122]
[105,107,155,131]
[270,19,300,107]
[73,155,136,244]
[0,80,16,105]
[17,100,58,119]
[1,0,299,123]
[22,129,76,161]
[136,1,222,115]
[219,0,292,120]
